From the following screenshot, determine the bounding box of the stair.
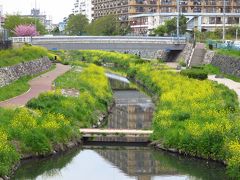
[189,43,206,67]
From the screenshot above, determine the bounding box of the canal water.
[12,74,228,179]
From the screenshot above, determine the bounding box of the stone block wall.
[0,57,52,87]
[177,43,193,63]
[211,55,240,77]
[203,50,215,64]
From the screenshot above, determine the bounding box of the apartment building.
[130,0,240,35]
[0,5,3,29]
[73,0,93,22]
[91,0,160,22]
[21,9,53,32]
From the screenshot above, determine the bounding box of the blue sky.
[0,0,75,23]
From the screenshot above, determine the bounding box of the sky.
[0,0,75,23]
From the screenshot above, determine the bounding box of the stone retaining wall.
[203,50,215,64]
[211,54,240,77]
[177,43,193,63]
[0,57,52,87]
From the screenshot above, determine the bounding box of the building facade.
[21,9,53,32]
[91,0,160,22]
[129,0,240,35]
[73,0,93,22]
[0,5,4,30]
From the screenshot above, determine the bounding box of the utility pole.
[34,0,37,28]
[223,0,226,41]
[177,0,180,38]
[236,28,239,41]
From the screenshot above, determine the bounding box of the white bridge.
[12,36,187,59]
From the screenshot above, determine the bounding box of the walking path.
[0,64,71,108]
[208,75,240,100]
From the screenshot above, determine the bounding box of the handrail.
[12,36,187,44]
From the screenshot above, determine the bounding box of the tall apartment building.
[91,0,160,22]
[73,0,93,22]
[0,5,3,29]
[130,0,240,35]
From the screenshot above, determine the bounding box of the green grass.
[0,65,113,176]
[0,65,56,102]
[27,64,113,128]
[201,64,240,82]
[0,76,31,102]
[216,49,240,59]
[0,45,48,68]
[59,50,240,178]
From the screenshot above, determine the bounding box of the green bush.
[180,69,208,80]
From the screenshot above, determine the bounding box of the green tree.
[226,25,240,39]
[86,15,127,36]
[154,15,187,36]
[51,27,60,35]
[65,14,89,35]
[154,25,167,36]
[4,15,46,36]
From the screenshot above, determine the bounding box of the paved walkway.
[208,75,240,100]
[0,64,71,108]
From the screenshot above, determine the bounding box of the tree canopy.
[65,14,89,35]
[86,15,130,36]
[4,15,46,36]
[154,15,187,36]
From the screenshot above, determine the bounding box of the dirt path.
[0,64,71,108]
[208,75,240,100]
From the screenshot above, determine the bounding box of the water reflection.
[13,146,228,180]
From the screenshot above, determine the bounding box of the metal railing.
[208,40,240,50]
[12,36,187,44]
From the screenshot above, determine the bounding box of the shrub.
[180,69,208,80]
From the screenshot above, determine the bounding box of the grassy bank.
[0,65,112,177]
[0,76,31,102]
[0,65,56,102]
[62,50,240,178]
[0,45,50,68]
[27,65,113,127]
[216,49,240,59]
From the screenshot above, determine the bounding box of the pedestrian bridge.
[12,36,187,59]
[80,128,153,143]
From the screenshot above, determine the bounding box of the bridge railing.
[12,36,187,44]
[11,37,32,43]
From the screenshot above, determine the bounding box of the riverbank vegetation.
[60,50,240,178]
[0,65,56,102]
[0,65,112,177]
[216,49,240,58]
[0,45,49,67]
[27,65,113,127]
[0,76,30,102]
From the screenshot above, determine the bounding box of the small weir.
[12,73,229,179]
[81,74,155,143]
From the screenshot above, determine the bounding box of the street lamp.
[223,0,226,41]
[177,0,180,38]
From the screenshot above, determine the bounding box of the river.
[12,73,228,180]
